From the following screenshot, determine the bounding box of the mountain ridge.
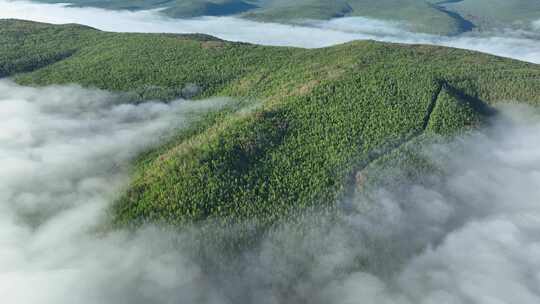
[1,19,539,232]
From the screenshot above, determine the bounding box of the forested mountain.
[2,19,539,235]
[442,0,540,30]
[31,0,540,35]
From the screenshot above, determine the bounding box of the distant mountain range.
[32,0,540,35]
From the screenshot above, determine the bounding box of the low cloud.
[315,105,540,303]
[533,20,540,30]
[1,78,539,303]
[0,80,227,304]
[1,0,540,63]
[209,105,540,304]
[1,1,540,303]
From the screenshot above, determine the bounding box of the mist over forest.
[1,0,540,62]
[1,1,540,303]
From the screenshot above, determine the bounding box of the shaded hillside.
[1,19,539,230]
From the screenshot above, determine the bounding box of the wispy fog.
[314,105,540,303]
[534,20,540,30]
[212,105,540,304]
[1,79,540,303]
[1,0,540,63]
[0,80,228,303]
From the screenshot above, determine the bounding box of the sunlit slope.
[2,19,540,228]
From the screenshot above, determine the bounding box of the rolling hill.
[30,0,540,35]
[442,0,540,30]
[1,19,540,239]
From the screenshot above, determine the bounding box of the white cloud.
[268,106,540,304]
[533,20,540,30]
[1,70,540,304]
[1,1,540,303]
[0,80,227,304]
[1,0,540,63]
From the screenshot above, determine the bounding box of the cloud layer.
[1,78,539,303]
[317,106,540,303]
[211,105,540,304]
[1,0,540,63]
[1,1,540,302]
[0,80,227,304]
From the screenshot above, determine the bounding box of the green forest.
[2,19,540,244]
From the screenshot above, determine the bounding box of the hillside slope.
[2,19,540,231]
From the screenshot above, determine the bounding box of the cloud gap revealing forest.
[1,3,540,302]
